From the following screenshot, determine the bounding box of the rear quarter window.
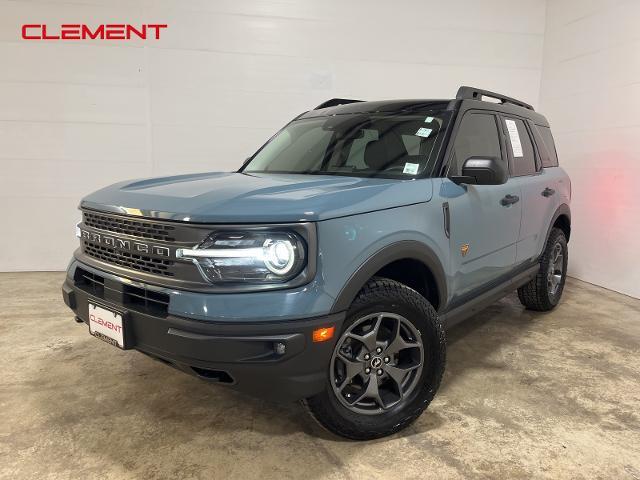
[536,125,559,167]
[504,117,537,177]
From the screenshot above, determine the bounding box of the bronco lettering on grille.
[80,229,171,257]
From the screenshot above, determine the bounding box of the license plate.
[88,303,125,349]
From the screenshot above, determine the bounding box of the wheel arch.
[546,203,571,246]
[553,211,571,242]
[330,241,447,314]
[537,203,571,263]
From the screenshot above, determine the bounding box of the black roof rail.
[314,98,363,110]
[456,86,534,111]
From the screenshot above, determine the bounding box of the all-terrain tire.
[517,227,568,311]
[304,277,446,440]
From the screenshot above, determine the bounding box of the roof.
[300,99,454,118]
[301,87,548,126]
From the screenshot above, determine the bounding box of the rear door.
[499,116,559,265]
[443,112,522,304]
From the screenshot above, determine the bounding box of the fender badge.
[460,244,470,257]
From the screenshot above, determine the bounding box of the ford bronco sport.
[62,86,571,440]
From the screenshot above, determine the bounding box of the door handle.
[500,194,520,206]
[541,187,555,197]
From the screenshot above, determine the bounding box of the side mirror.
[450,156,507,185]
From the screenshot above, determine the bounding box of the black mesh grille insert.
[83,241,175,277]
[73,267,170,316]
[74,267,105,298]
[123,284,169,317]
[83,211,176,242]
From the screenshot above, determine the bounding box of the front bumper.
[62,271,344,403]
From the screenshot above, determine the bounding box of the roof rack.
[456,86,534,111]
[314,98,363,110]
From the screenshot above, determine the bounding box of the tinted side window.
[449,113,502,176]
[536,126,559,167]
[504,118,536,176]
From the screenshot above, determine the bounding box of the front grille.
[78,209,209,285]
[73,267,170,316]
[83,240,175,277]
[83,211,176,242]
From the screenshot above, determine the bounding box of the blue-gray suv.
[62,86,571,439]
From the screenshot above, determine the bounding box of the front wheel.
[305,278,446,440]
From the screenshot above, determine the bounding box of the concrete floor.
[1,273,639,479]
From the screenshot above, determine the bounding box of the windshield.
[242,110,451,179]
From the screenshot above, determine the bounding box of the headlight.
[176,231,306,284]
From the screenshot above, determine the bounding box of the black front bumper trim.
[63,277,344,402]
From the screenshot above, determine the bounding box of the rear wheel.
[518,227,568,311]
[305,277,446,440]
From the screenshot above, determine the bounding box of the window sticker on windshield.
[505,119,523,157]
[415,127,432,138]
[425,116,434,123]
[403,162,420,175]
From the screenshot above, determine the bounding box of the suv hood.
[81,172,433,223]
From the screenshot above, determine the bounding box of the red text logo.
[89,314,122,333]
[21,24,167,40]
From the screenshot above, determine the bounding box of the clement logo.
[21,24,167,40]
[90,313,122,334]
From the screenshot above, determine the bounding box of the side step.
[440,264,539,328]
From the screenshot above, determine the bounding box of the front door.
[442,112,522,305]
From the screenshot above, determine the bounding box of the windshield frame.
[239,109,453,180]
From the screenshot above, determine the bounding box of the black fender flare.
[542,203,571,253]
[330,240,448,314]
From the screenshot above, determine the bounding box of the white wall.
[0,0,546,271]
[539,0,640,299]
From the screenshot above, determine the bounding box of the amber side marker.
[312,326,335,343]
